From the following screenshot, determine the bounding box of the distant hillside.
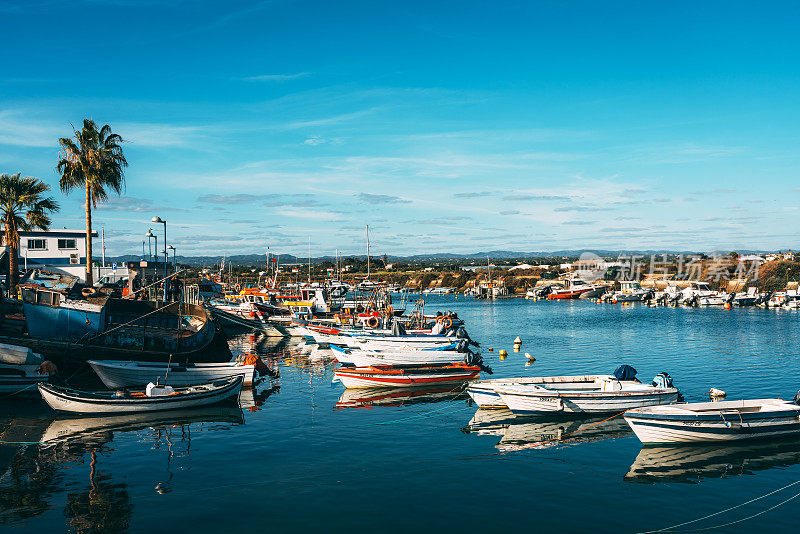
[106,248,771,267]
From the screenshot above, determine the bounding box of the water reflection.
[0,401,249,528]
[464,409,631,451]
[335,386,467,410]
[39,406,245,447]
[625,438,800,483]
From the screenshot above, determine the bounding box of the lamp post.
[167,245,176,272]
[142,240,146,261]
[152,217,167,301]
[145,230,157,263]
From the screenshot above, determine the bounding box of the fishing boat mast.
[366,224,370,281]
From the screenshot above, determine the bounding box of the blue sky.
[2,0,799,257]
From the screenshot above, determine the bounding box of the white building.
[14,228,97,281]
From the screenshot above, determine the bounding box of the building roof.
[17,229,98,237]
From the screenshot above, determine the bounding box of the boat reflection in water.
[625,438,800,483]
[0,402,247,528]
[335,385,467,410]
[464,409,632,451]
[39,405,245,447]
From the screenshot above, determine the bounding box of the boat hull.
[334,365,480,389]
[38,377,243,414]
[625,404,800,444]
[499,390,679,415]
[89,360,257,388]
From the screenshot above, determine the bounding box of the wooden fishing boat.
[206,301,296,337]
[15,287,226,363]
[88,359,258,388]
[624,398,800,444]
[496,374,679,415]
[333,363,481,389]
[38,376,243,414]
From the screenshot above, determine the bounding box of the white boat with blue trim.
[487,367,679,415]
[624,398,800,444]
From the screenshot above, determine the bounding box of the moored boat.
[333,363,482,389]
[624,398,800,444]
[88,359,258,388]
[329,342,472,366]
[495,368,679,415]
[0,343,56,395]
[38,376,243,414]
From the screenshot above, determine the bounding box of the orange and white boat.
[547,278,602,300]
[333,363,482,389]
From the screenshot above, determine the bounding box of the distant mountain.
[105,248,770,267]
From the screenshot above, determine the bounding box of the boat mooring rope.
[639,479,800,533]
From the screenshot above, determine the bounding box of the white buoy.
[514,336,522,344]
[525,352,535,362]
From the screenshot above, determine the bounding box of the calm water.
[3,296,800,533]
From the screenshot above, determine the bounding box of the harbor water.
[3,296,800,532]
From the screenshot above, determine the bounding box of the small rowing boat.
[88,359,258,388]
[333,363,482,389]
[624,398,800,445]
[38,376,243,414]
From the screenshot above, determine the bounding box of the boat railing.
[185,284,201,305]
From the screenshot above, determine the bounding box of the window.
[27,239,46,250]
[58,238,77,249]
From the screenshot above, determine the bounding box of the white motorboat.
[613,281,653,303]
[0,343,56,395]
[624,398,800,444]
[89,359,258,388]
[38,376,243,414]
[330,343,468,366]
[732,287,759,307]
[495,370,679,415]
[467,375,610,409]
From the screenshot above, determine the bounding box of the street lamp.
[152,217,167,301]
[142,240,146,261]
[167,245,176,272]
[145,229,157,263]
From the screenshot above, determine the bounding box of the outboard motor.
[455,339,470,353]
[794,390,800,405]
[652,372,674,389]
[391,318,407,336]
[455,326,480,347]
[613,365,637,381]
[463,352,492,374]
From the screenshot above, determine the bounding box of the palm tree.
[0,173,60,292]
[57,119,127,286]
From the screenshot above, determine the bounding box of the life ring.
[442,317,452,329]
[366,316,379,328]
[81,287,97,297]
[234,284,242,292]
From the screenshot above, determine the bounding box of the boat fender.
[37,360,58,375]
